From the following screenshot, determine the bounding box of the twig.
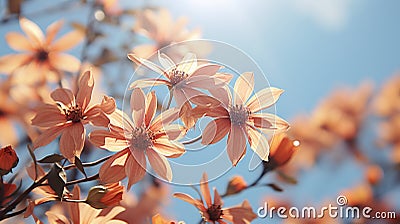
[63,155,112,170]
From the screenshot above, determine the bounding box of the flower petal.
[158,51,175,72]
[31,104,65,127]
[173,193,206,212]
[250,113,290,131]
[49,52,81,73]
[234,72,254,105]
[145,91,157,127]
[247,126,270,161]
[5,32,34,51]
[76,70,94,111]
[33,124,68,149]
[200,173,212,207]
[246,87,284,113]
[202,118,230,145]
[128,53,169,78]
[147,149,172,181]
[132,44,157,59]
[227,125,247,166]
[131,88,146,126]
[185,75,227,90]
[99,149,129,183]
[152,138,185,158]
[129,78,170,89]
[0,54,31,74]
[213,188,222,206]
[209,86,232,107]
[150,108,179,131]
[51,30,83,51]
[125,152,146,189]
[50,88,74,107]
[190,64,221,77]
[59,123,85,162]
[45,20,64,45]
[89,130,128,151]
[109,109,135,132]
[19,17,44,47]
[176,53,197,75]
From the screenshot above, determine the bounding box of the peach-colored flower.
[0,18,83,84]
[196,72,289,166]
[0,182,17,206]
[132,8,202,59]
[174,173,257,224]
[152,214,179,224]
[264,133,299,170]
[128,52,231,107]
[31,70,116,162]
[0,145,18,176]
[225,176,247,196]
[86,182,124,209]
[89,88,185,188]
[364,164,383,186]
[45,185,126,224]
[373,73,400,117]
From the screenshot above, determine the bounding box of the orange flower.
[365,164,383,186]
[31,70,116,162]
[132,8,202,59]
[152,214,179,224]
[0,145,18,176]
[373,74,400,117]
[174,173,257,224]
[264,133,299,170]
[86,182,124,209]
[225,176,247,196]
[0,182,17,206]
[128,52,231,107]
[89,88,185,188]
[45,185,126,223]
[196,72,289,166]
[0,17,83,84]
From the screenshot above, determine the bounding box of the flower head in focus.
[0,18,83,84]
[174,173,257,223]
[86,182,124,209]
[0,145,19,176]
[89,88,185,188]
[195,72,289,166]
[31,70,116,162]
[132,9,202,59]
[128,52,231,107]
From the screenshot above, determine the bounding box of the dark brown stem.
[63,155,112,170]
[66,174,99,186]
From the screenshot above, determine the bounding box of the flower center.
[169,69,188,86]
[131,127,153,151]
[63,105,83,123]
[229,104,249,126]
[36,50,49,62]
[206,204,223,221]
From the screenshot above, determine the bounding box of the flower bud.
[225,176,247,196]
[265,133,299,170]
[0,145,19,176]
[86,182,123,209]
[365,164,383,185]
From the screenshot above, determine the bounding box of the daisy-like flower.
[31,70,116,162]
[128,52,231,107]
[195,72,289,166]
[173,173,257,224]
[0,17,83,84]
[89,88,185,188]
[132,8,201,59]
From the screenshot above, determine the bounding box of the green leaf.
[266,183,283,192]
[47,163,67,198]
[38,154,65,163]
[74,156,87,178]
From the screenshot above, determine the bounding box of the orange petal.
[51,30,83,51]
[147,149,172,181]
[129,78,170,89]
[59,123,85,162]
[68,185,81,223]
[49,52,80,73]
[200,173,212,207]
[128,53,169,78]
[33,124,68,149]
[0,54,31,74]
[131,88,146,126]
[173,193,206,212]
[250,113,289,131]
[50,88,74,107]
[246,87,284,113]
[152,138,185,158]
[150,108,179,131]
[99,149,129,184]
[131,44,157,59]
[145,91,157,127]
[109,109,135,131]
[125,152,146,189]
[176,53,197,75]
[185,75,227,90]
[190,64,221,77]
[202,118,230,145]
[227,125,247,166]
[31,104,65,127]
[76,70,94,111]
[45,20,64,45]
[19,17,44,47]
[89,129,128,151]
[233,72,254,105]
[246,126,269,161]
[6,32,34,51]
[209,86,232,107]
[213,188,222,206]
[85,108,110,127]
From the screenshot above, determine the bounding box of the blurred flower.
[225,176,247,196]
[97,0,122,16]
[86,182,124,209]
[128,52,231,107]
[365,164,383,186]
[0,18,83,84]
[32,70,116,162]
[174,173,257,223]
[373,74,400,117]
[45,185,126,223]
[152,214,182,224]
[341,183,373,207]
[263,133,299,171]
[196,72,289,166]
[0,182,17,206]
[132,8,202,59]
[89,88,185,188]
[0,145,18,176]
